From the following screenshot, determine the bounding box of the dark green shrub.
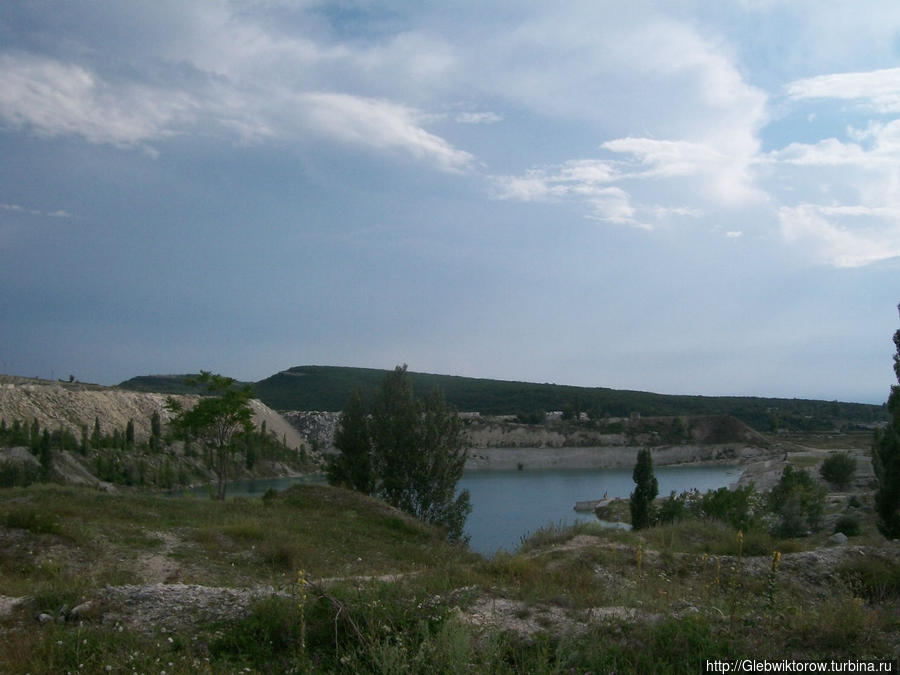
[697,484,761,531]
[0,461,39,488]
[768,465,826,538]
[657,491,689,524]
[820,452,857,489]
[516,410,546,425]
[833,515,861,537]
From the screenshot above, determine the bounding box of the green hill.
[120,365,888,432]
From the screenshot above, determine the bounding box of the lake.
[181,464,742,557]
[461,465,742,555]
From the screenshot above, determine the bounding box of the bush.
[696,484,761,531]
[0,461,39,488]
[833,515,861,537]
[768,465,826,538]
[820,452,857,489]
[657,491,689,524]
[837,557,900,602]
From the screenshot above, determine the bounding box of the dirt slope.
[0,375,306,450]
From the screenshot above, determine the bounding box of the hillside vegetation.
[0,377,317,491]
[121,365,888,432]
[1,479,897,673]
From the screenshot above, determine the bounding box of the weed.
[4,508,64,536]
[767,550,781,608]
[837,557,900,602]
[211,595,304,669]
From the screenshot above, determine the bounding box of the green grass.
[1,482,897,673]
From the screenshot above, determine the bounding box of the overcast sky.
[1,1,899,403]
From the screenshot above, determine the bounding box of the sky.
[1,1,899,404]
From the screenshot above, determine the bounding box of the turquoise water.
[180,464,741,556]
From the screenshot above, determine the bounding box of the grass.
[1,481,898,672]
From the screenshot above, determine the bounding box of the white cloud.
[0,202,75,219]
[492,164,652,229]
[493,159,618,202]
[455,111,502,125]
[0,53,196,149]
[297,92,474,171]
[771,138,870,166]
[585,188,649,229]
[0,48,473,172]
[778,204,900,267]
[786,67,900,113]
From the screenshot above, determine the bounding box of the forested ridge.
[120,365,888,432]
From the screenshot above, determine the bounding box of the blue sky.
[1,1,899,404]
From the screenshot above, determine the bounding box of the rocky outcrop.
[280,411,341,449]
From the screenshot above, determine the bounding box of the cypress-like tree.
[91,417,101,449]
[125,419,135,449]
[149,411,162,452]
[873,303,900,538]
[327,389,374,494]
[630,448,658,530]
[30,418,40,452]
[39,428,52,480]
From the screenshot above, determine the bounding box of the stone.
[828,532,848,546]
[69,600,95,620]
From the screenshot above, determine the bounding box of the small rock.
[69,601,95,620]
[828,532,848,546]
[36,612,54,625]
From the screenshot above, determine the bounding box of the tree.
[767,464,826,537]
[149,411,162,452]
[125,419,135,449]
[91,417,101,449]
[29,418,40,452]
[873,303,900,538]
[630,448,658,530]
[166,371,254,500]
[819,451,857,490]
[38,428,52,480]
[327,389,374,494]
[365,365,471,541]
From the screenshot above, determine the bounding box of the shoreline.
[464,444,776,472]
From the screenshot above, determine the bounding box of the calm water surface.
[462,465,741,556]
[184,465,741,557]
